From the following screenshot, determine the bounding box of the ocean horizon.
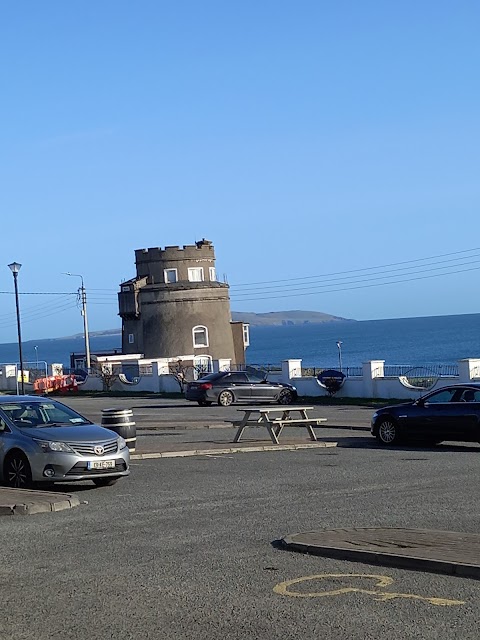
[0,312,479,369]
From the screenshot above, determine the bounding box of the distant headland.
[231,310,354,327]
[61,310,354,340]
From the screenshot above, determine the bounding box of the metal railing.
[297,363,459,379]
[0,361,49,394]
[383,364,459,378]
[231,363,283,372]
[300,366,363,378]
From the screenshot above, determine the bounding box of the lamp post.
[8,262,25,394]
[336,340,343,372]
[63,272,91,369]
[34,345,39,370]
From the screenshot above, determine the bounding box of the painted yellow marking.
[273,574,465,607]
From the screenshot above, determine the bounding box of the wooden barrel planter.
[101,408,136,452]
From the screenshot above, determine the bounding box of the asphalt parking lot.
[1,396,480,639]
[58,394,376,430]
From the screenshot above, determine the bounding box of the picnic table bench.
[232,406,327,445]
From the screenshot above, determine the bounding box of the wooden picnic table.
[232,405,327,445]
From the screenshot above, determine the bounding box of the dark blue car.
[371,383,480,446]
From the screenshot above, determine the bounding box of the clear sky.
[1,1,479,342]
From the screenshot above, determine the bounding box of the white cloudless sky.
[1,1,479,342]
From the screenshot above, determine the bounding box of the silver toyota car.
[0,396,130,488]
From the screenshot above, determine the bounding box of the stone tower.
[118,239,246,365]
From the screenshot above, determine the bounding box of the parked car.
[0,396,130,488]
[371,383,480,446]
[185,371,298,406]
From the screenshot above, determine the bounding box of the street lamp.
[336,340,343,372]
[34,345,39,370]
[63,272,91,369]
[8,262,25,394]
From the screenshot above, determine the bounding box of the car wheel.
[93,477,119,487]
[278,390,294,405]
[198,400,213,406]
[218,390,234,406]
[376,417,400,445]
[4,451,33,488]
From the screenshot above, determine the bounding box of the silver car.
[0,396,130,488]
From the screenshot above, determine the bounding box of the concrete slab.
[0,488,80,516]
[132,441,337,459]
[280,527,480,579]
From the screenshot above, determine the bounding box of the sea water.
[246,313,480,367]
[0,313,478,368]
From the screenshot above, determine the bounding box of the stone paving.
[133,439,337,458]
[0,487,80,516]
[280,527,480,579]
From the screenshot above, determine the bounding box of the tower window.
[193,325,208,348]
[188,267,204,282]
[128,334,135,344]
[243,324,250,347]
[209,267,217,281]
[164,269,178,283]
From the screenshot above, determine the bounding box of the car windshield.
[197,371,267,383]
[197,373,224,382]
[247,373,268,383]
[0,402,92,428]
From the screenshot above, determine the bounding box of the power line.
[0,299,77,324]
[0,248,478,309]
[0,300,79,330]
[230,257,480,297]
[230,265,480,301]
[230,255,480,293]
[230,247,480,287]
[0,294,75,321]
[0,291,77,295]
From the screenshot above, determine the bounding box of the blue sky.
[1,1,479,342]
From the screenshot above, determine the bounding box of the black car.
[371,383,480,446]
[185,371,298,406]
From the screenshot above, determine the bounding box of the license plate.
[87,460,115,470]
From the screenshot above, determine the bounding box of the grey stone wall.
[134,241,216,284]
[119,240,239,361]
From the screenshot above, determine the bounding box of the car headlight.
[372,412,378,420]
[117,436,127,450]
[34,439,75,453]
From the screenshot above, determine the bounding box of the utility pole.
[80,281,91,369]
[64,272,91,369]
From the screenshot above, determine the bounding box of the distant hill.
[65,310,354,339]
[65,328,122,339]
[231,310,354,327]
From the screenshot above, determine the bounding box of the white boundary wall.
[68,357,480,398]
[4,357,480,399]
[283,358,480,399]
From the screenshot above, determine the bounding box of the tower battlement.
[135,239,215,264]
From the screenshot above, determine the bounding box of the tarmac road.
[57,395,375,430]
[1,418,480,639]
